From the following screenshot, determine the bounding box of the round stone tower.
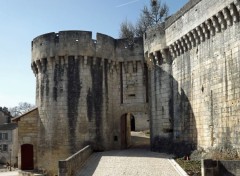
[31,31,117,174]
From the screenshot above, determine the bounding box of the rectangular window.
[3,144,8,152]
[3,133,8,140]
[0,144,2,151]
[1,133,8,140]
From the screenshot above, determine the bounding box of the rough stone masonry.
[19,0,240,175]
[145,0,240,154]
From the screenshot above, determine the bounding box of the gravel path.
[76,148,182,176]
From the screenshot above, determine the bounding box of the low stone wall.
[58,145,93,176]
[201,159,240,176]
[19,171,45,176]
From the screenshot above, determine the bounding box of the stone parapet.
[58,145,93,176]
[165,0,202,28]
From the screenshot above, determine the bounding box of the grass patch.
[175,158,201,176]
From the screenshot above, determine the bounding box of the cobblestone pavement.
[76,148,182,176]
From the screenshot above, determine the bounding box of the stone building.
[12,108,38,171]
[0,123,18,166]
[0,107,18,166]
[16,0,240,175]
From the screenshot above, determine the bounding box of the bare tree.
[136,0,169,36]
[135,12,152,37]
[119,19,135,45]
[119,0,169,38]
[146,0,169,24]
[8,102,35,117]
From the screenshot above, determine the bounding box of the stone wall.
[145,0,240,154]
[169,0,240,150]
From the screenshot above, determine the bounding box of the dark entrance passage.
[21,144,34,170]
[130,115,135,131]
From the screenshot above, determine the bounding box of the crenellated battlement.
[144,0,240,68]
[32,31,144,76]
[32,31,115,61]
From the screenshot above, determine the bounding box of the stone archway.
[21,144,34,170]
[121,113,150,149]
[120,113,139,149]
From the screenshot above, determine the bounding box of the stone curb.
[168,159,188,176]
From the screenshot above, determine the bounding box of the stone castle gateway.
[14,0,240,175]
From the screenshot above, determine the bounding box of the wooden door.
[21,144,34,170]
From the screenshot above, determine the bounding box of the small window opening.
[128,94,136,97]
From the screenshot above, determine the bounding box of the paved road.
[76,148,182,176]
[76,132,184,176]
[0,171,18,176]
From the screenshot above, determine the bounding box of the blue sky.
[0,0,188,108]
